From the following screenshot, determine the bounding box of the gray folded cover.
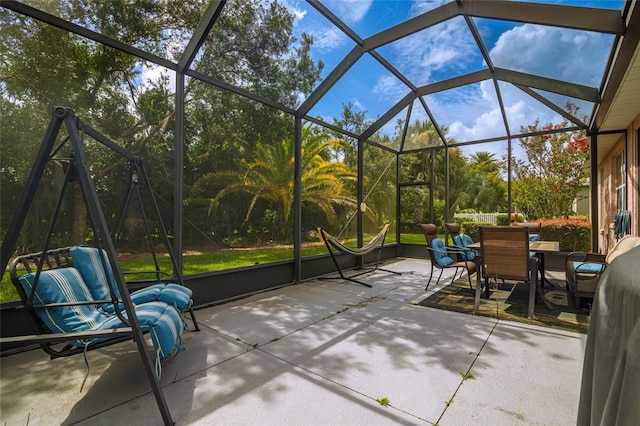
[578,245,640,425]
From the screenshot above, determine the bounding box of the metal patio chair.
[479,226,539,319]
[420,224,476,291]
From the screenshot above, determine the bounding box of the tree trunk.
[72,184,88,245]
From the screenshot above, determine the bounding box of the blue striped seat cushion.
[19,269,185,359]
[98,301,186,360]
[155,283,192,309]
[70,246,193,313]
[18,268,105,334]
[69,246,121,302]
[101,283,192,314]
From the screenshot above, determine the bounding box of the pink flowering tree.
[509,103,590,220]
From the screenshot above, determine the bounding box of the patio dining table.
[468,240,559,315]
[528,241,560,287]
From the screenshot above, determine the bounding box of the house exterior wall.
[574,185,590,217]
[597,112,640,253]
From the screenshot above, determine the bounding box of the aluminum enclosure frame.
[1,1,638,327]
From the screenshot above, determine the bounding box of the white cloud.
[387,17,479,85]
[303,0,605,150]
[138,64,175,90]
[289,0,351,70]
[385,19,609,147]
[326,0,372,24]
[449,107,506,141]
[291,6,307,21]
[410,0,454,16]
[280,0,306,22]
[311,26,350,50]
[498,83,561,131]
[449,81,499,136]
[373,74,408,103]
[444,81,562,144]
[490,24,610,87]
[439,21,608,145]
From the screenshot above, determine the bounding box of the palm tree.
[464,172,507,212]
[465,151,506,212]
[432,146,469,220]
[196,125,358,230]
[468,151,499,174]
[400,120,470,222]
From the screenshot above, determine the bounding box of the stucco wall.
[628,114,639,235]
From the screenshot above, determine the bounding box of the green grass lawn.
[1,245,323,303]
[400,233,427,244]
[1,234,428,303]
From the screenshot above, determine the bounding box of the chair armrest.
[444,245,468,254]
[425,246,451,255]
[445,247,472,260]
[566,252,607,280]
[426,245,472,259]
[427,246,475,268]
[574,262,606,276]
[566,251,606,261]
[452,244,478,253]
[565,252,606,268]
[448,244,476,259]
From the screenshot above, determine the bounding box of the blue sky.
[284,0,623,152]
[137,0,624,157]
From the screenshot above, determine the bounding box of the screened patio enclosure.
[1,0,639,308]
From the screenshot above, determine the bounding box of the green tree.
[510,103,590,219]
[464,152,507,212]
[194,125,358,239]
[180,1,324,241]
[1,0,324,252]
[430,145,468,221]
[463,172,507,213]
[398,120,470,223]
[468,152,499,174]
[362,145,396,231]
[1,2,164,250]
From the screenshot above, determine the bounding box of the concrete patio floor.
[0,258,587,425]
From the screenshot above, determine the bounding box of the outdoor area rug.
[417,274,591,334]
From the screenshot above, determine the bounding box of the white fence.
[454,212,500,225]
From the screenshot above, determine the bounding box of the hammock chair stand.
[317,224,401,288]
[0,107,185,425]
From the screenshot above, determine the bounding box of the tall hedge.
[460,222,494,242]
[456,217,591,251]
[539,217,591,252]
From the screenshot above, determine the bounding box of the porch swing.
[0,107,195,425]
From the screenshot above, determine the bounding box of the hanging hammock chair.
[317,224,401,287]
